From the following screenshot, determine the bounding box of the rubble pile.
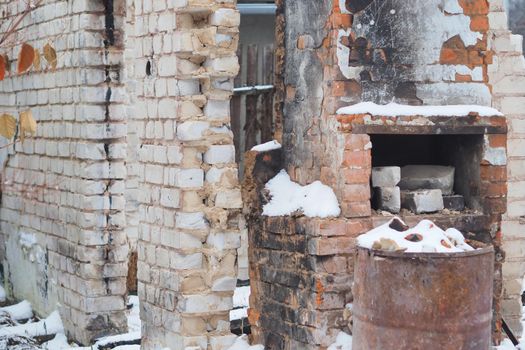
[372,165,465,214]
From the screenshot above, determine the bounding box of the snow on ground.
[127,295,141,333]
[0,310,63,338]
[336,102,503,117]
[263,170,341,218]
[0,295,141,349]
[0,285,5,304]
[251,140,281,152]
[94,331,142,348]
[327,331,352,350]
[496,339,523,350]
[0,300,33,320]
[42,333,71,349]
[357,217,474,253]
[227,335,264,350]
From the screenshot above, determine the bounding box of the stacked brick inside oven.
[372,165,464,215]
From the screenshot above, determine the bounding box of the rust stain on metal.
[352,246,494,350]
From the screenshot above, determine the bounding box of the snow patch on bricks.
[263,170,341,218]
[327,331,353,350]
[251,140,282,152]
[230,286,250,321]
[337,102,503,117]
[227,335,264,350]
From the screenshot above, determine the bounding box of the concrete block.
[373,186,401,213]
[371,166,401,187]
[399,165,455,195]
[401,189,444,214]
[443,195,465,211]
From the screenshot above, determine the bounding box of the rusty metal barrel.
[352,245,494,350]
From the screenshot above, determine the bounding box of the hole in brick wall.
[127,250,137,293]
[348,36,371,66]
[345,0,374,13]
[405,233,423,242]
[389,218,409,231]
[441,239,452,248]
[370,134,484,214]
[146,60,152,76]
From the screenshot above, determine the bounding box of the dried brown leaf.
[43,43,57,70]
[0,55,5,81]
[0,114,17,139]
[33,49,41,71]
[19,110,37,141]
[3,55,10,72]
[17,43,34,74]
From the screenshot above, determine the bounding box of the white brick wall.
[490,0,525,336]
[129,0,241,349]
[0,0,128,344]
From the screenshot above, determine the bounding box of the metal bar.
[234,85,274,95]
[502,318,519,345]
[237,4,277,15]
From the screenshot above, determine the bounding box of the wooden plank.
[260,44,274,143]
[231,44,243,162]
[233,85,274,95]
[351,124,507,135]
[234,44,243,87]
[244,44,259,151]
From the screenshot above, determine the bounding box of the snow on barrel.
[357,217,474,253]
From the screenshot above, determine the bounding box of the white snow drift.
[262,170,341,218]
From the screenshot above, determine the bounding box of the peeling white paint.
[455,15,483,46]
[340,0,487,106]
[411,64,483,82]
[442,0,464,14]
[416,82,492,105]
[339,0,351,14]
[19,232,37,249]
[6,231,57,317]
[452,65,484,81]
[336,29,363,79]
[483,135,507,166]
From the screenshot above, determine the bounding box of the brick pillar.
[489,0,525,336]
[133,1,241,349]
